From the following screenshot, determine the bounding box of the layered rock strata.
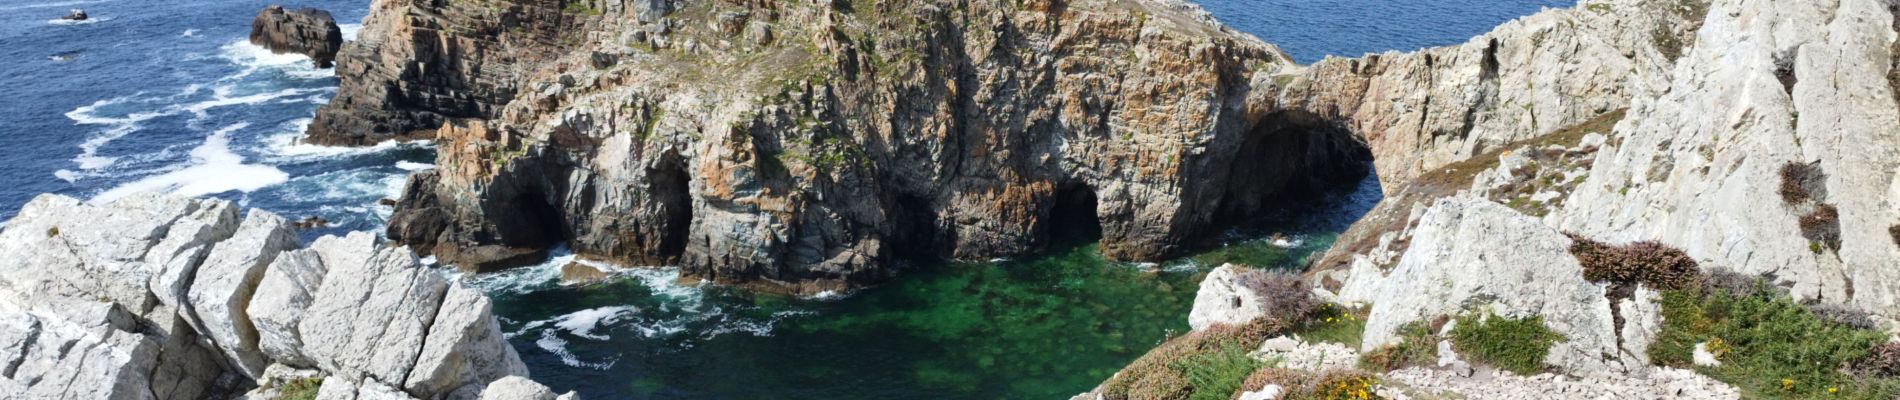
[250,6,345,68]
[0,193,558,400]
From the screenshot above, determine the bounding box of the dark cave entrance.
[1047,184,1104,246]
[1215,110,1374,233]
[650,153,694,263]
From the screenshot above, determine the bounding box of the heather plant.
[1567,236,1702,290]
[1859,342,1900,379]
[1231,368,1382,400]
[1778,162,1826,206]
[1237,269,1321,326]
[1798,204,1841,252]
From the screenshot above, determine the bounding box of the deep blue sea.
[0,0,1570,398]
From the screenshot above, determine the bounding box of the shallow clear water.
[1,0,1559,398]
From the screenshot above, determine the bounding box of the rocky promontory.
[250,5,345,68]
[320,0,1385,294]
[0,193,568,400]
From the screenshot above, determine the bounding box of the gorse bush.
[1237,270,1321,326]
[1358,320,1437,372]
[1105,321,1280,400]
[1567,236,1702,290]
[1651,282,1899,399]
[1448,314,1562,375]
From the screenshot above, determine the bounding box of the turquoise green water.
[479,174,1379,399]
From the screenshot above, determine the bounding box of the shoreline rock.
[249,5,344,68]
[0,193,566,400]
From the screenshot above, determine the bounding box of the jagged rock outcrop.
[340,0,1375,294]
[250,6,345,68]
[1273,0,1693,191]
[1187,265,1270,331]
[1318,0,1900,328]
[1555,0,1900,323]
[1351,197,1656,375]
[0,193,554,400]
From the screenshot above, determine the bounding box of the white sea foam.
[90,123,289,204]
[2,0,113,12]
[532,332,618,370]
[180,28,198,38]
[45,16,110,25]
[217,40,331,80]
[65,95,175,171]
[339,23,363,41]
[395,161,436,171]
[183,86,328,119]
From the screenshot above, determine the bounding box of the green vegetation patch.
[1448,314,1562,376]
[1104,321,1279,400]
[1358,320,1439,372]
[1291,302,1366,349]
[1651,277,1900,399]
[280,378,323,400]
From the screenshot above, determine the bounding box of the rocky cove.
[6,0,1900,399]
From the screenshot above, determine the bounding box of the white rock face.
[249,249,328,367]
[0,193,546,399]
[405,283,530,397]
[189,208,299,378]
[1188,265,1267,331]
[478,376,581,400]
[299,244,449,385]
[1557,0,1900,323]
[1358,197,1646,375]
[0,193,237,313]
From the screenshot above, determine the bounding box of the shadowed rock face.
[249,6,344,68]
[342,0,1377,293]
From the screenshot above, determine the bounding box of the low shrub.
[1231,368,1381,400]
[1357,321,1437,372]
[1237,270,1321,326]
[1700,268,1770,297]
[1233,368,1306,400]
[1105,321,1280,400]
[1808,304,1880,331]
[1568,236,1702,290]
[281,378,323,400]
[1798,205,1842,252]
[1859,342,1900,379]
[1292,303,1366,348]
[1449,314,1562,376]
[1778,162,1826,206]
[1651,283,1899,398]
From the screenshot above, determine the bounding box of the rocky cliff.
[320,0,1390,293]
[250,6,345,69]
[0,193,566,400]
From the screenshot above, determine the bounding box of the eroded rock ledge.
[0,193,569,400]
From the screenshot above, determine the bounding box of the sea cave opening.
[1048,184,1104,246]
[650,152,694,263]
[1213,110,1377,238]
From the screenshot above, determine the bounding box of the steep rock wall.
[367,0,1376,293]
